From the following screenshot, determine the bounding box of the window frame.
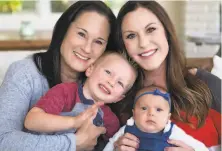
[0,0,62,31]
[0,0,122,31]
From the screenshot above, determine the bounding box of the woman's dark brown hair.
[116,1,212,127]
[33,1,117,88]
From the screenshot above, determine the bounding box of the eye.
[95,40,103,45]
[118,81,124,88]
[105,70,111,75]
[141,107,147,110]
[78,32,85,38]
[146,27,156,33]
[156,108,162,112]
[126,33,136,39]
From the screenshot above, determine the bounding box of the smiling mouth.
[73,51,90,60]
[99,84,111,94]
[139,49,157,57]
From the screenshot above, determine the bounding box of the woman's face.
[121,7,169,71]
[60,11,110,73]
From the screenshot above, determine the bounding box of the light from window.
[51,0,76,13]
[0,0,36,14]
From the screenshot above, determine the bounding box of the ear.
[85,64,94,77]
[167,113,171,121]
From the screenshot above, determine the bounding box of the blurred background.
[0,0,221,83]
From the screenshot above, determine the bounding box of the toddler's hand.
[74,102,104,129]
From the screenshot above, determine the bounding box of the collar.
[78,84,104,127]
[78,84,94,105]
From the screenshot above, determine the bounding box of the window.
[0,1,36,13]
[51,0,76,13]
[0,0,126,31]
[103,0,126,15]
[0,0,54,31]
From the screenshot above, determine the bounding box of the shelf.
[0,31,52,51]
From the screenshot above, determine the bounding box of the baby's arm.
[103,125,126,151]
[25,107,80,133]
[24,83,80,133]
[170,124,209,151]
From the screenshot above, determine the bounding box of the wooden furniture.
[186,57,213,72]
[0,31,213,71]
[0,31,52,50]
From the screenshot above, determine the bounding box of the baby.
[24,51,137,139]
[104,86,208,151]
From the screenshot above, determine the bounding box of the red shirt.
[172,109,221,147]
[35,82,120,138]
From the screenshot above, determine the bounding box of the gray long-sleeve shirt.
[196,69,221,113]
[0,57,76,151]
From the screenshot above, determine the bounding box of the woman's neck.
[60,60,79,83]
[143,61,167,89]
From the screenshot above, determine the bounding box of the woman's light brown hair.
[116,1,212,128]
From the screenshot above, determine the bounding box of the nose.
[148,109,154,116]
[107,76,117,88]
[108,81,114,88]
[82,39,92,54]
[139,34,149,48]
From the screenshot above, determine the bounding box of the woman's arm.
[196,69,221,113]
[0,61,76,151]
[0,60,105,151]
[169,124,208,151]
[103,126,126,151]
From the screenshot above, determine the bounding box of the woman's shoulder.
[2,56,49,106]
[3,56,47,88]
[196,69,221,113]
[6,56,42,79]
[9,57,36,71]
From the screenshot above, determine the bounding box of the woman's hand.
[114,133,139,151]
[164,139,194,151]
[188,68,198,76]
[75,102,106,151]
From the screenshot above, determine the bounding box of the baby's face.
[85,53,137,104]
[133,94,171,133]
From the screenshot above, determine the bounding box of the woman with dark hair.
[0,1,117,151]
[113,1,221,151]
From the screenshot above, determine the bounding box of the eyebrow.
[145,23,156,29]
[123,22,156,34]
[76,27,107,42]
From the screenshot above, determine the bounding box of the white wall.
[183,1,221,58]
[159,1,220,58]
[159,1,186,51]
[0,50,44,84]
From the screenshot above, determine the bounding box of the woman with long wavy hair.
[113,1,221,151]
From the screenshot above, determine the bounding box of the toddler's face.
[85,53,137,104]
[133,94,171,133]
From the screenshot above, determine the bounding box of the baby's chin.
[140,126,163,133]
[143,129,160,133]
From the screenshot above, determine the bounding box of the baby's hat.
[134,88,171,111]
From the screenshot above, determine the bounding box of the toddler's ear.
[167,113,171,121]
[85,64,94,77]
